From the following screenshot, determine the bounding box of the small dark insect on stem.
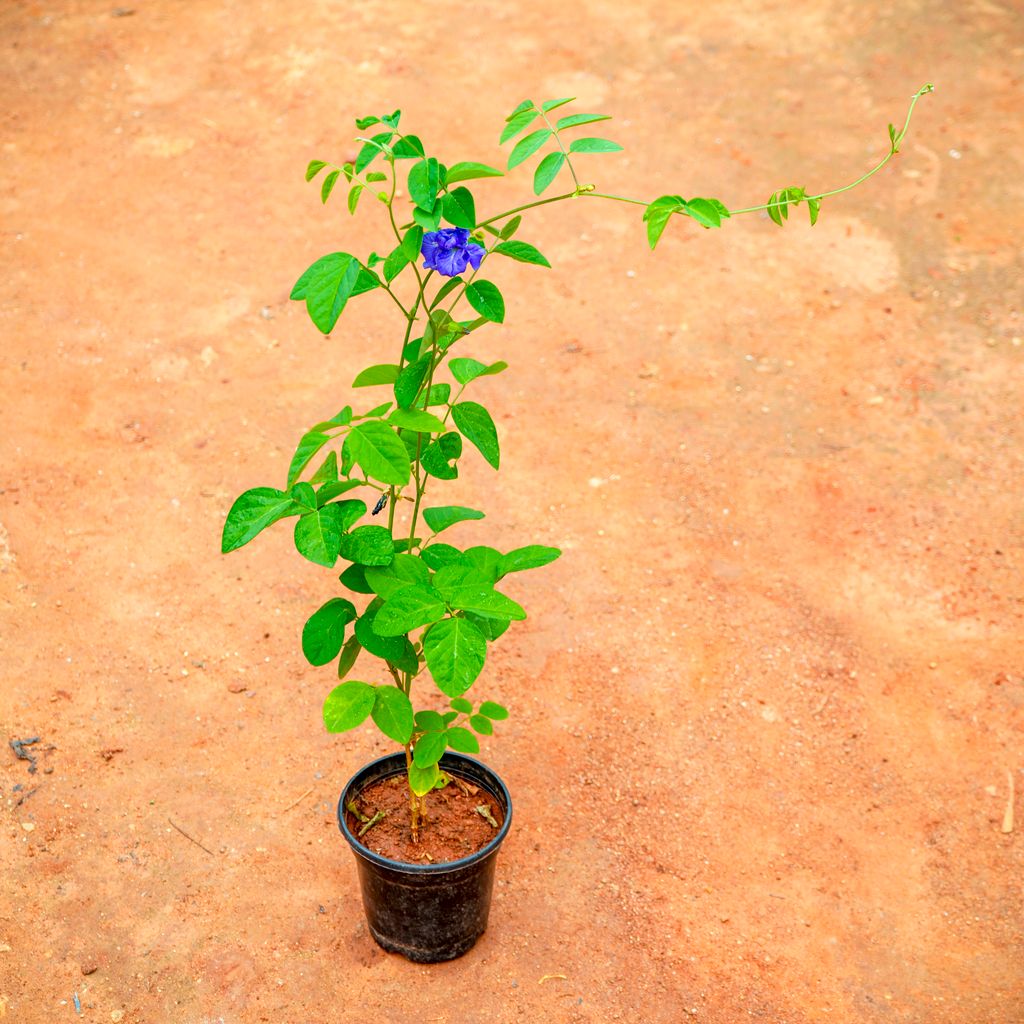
[372,493,388,516]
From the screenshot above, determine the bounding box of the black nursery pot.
[337,752,513,963]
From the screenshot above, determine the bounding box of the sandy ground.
[2,1,1022,1021]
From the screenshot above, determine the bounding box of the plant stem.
[537,108,580,191]
[404,742,421,841]
[476,190,579,229]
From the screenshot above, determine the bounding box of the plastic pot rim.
[336,751,513,875]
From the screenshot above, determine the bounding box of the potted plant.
[221,86,932,962]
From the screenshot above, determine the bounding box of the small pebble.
[81,962,98,976]
[20,822,35,832]
[227,682,247,693]
[111,1011,125,1023]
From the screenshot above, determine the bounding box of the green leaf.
[338,524,395,567]
[337,635,360,679]
[329,499,366,532]
[500,107,540,144]
[541,96,575,113]
[683,197,730,229]
[222,488,299,553]
[460,545,502,583]
[446,726,479,754]
[431,565,525,621]
[445,161,504,184]
[469,714,493,735]
[371,686,414,744]
[507,128,552,170]
[302,598,357,666]
[401,225,424,262]
[347,421,411,485]
[318,406,353,429]
[408,158,440,212]
[303,253,362,334]
[305,159,327,181]
[415,709,447,732]
[533,151,565,195]
[465,281,505,324]
[354,401,393,420]
[392,134,425,159]
[422,616,487,696]
[568,137,623,154]
[354,602,418,669]
[413,730,448,769]
[365,553,431,598]
[321,169,341,204]
[421,543,463,570]
[421,431,462,481]
[287,431,332,488]
[423,506,485,534]
[556,112,611,130]
[388,408,446,433]
[316,480,360,506]
[465,611,509,642]
[505,99,534,119]
[394,355,431,409]
[412,205,442,232]
[354,132,393,174]
[353,363,400,388]
[452,401,500,469]
[492,240,550,268]
[323,681,376,733]
[808,196,821,226]
[383,245,409,283]
[354,115,380,130]
[499,545,561,576]
[642,195,684,250]
[479,700,509,720]
[449,697,473,714]
[311,451,338,485]
[442,187,476,229]
[339,562,374,594]
[448,358,508,385]
[374,584,446,636]
[417,382,451,408]
[352,267,381,299]
[408,761,441,796]
[294,504,346,566]
[290,482,317,510]
[499,215,522,240]
[430,276,463,309]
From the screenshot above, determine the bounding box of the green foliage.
[452,402,500,469]
[225,88,933,825]
[423,616,487,696]
[222,488,299,553]
[323,681,376,732]
[533,152,565,195]
[422,506,485,534]
[302,598,357,666]
[465,281,505,323]
[492,240,550,268]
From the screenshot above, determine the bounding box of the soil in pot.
[344,773,505,864]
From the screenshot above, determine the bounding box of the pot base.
[367,922,481,963]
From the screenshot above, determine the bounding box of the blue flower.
[421,228,485,278]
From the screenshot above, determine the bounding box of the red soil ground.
[2,2,1022,1021]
